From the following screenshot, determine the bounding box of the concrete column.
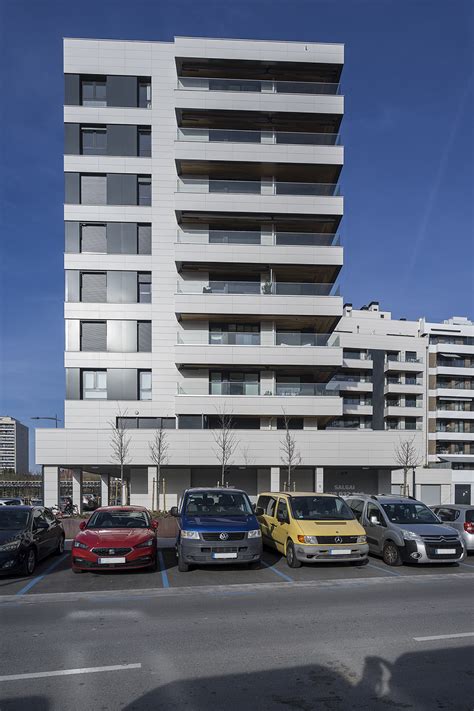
[100,475,109,507]
[148,466,157,510]
[315,467,324,493]
[260,321,274,345]
[261,370,275,396]
[43,466,59,507]
[72,469,82,512]
[270,467,280,492]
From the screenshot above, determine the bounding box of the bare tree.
[149,421,169,511]
[212,408,239,487]
[240,443,255,468]
[280,411,302,492]
[394,436,421,497]
[109,406,131,505]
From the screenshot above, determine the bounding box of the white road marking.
[0,663,141,682]
[413,632,474,642]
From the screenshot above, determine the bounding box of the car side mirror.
[255,507,264,516]
[170,506,179,517]
[150,519,159,530]
[370,516,380,525]
[79,520,87,530]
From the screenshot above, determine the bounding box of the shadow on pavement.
[0,697,49,710]
[122,646,473,711]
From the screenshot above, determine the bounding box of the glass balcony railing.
[177,383,336,396]
[176,127,341,146]
[438,382,474,390]
[177,76,341,95]
[177,229,340,247]
[275,333,336,346]
[386,355,424,364]
[437,360,473,369]
[176,177,340,197]
[176,332,339,347]
[176,280,339,296]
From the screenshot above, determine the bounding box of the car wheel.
[286,541,302,568]
[22,547,36,577]
[177,550,190,572]
[383,541,403,567]
[353,558,369,566]
[55,535,65,555]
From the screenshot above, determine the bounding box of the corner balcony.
[385,356,424,372]
[175,280,342,318]
[327,377,373,393]
[175,332,342,368]
[175,127,343,167]
[342,404,373,416]
[175,229,343,270]
[175,382,343,418]
[175,177,343,217]
[175,76,344,116]
[384,380,424,395]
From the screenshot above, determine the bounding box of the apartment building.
[0,416,29,474]
[36,36,424,509]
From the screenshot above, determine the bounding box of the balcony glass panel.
[275,332,332,346]
[177,280,337,296]
[209,332,260,345]
[176,127,340,146]
[177,177,340,197]
[177,76,340,95]
[275,382,330,396]
[177,230,340,247]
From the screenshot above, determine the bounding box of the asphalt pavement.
[0,543,473,710]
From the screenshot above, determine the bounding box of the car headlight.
[0,540,21,552]
[136,538,155,548]
[73,540,89,549]
[248,529,262,539]
[357,535,367,544]
[181,530,200,540]
[401,530,422,542]
[297,535,318,544]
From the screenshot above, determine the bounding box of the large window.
[80,321,106,352]
[80,174,107,205]
[209,323,260,346]
[81,78,106,106]
[82,371,107,399]
[81,224,107,253]
[138,273,152,303]
[139,370,152,400]
[81,127,107,155]
[209,371,259,395]
[137,176,151,205]
[117,417,175,429]
[80,272,107,303]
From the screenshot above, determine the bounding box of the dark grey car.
[345,494,465,566]
[0,506,65,576]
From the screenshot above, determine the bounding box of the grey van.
[344,494,465,566]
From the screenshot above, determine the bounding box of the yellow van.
[256,492,369,568]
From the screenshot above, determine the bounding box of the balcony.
[177,228,340,247]
[328,377,373,393]
[384,405,423,418]
[385,423,423,431]
[176,126,341,146]
[177,280,337,296]
[177,76,341,95]
[177,177,340,197]
[385,356,424,372]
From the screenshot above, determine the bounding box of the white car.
[0,497,25,506]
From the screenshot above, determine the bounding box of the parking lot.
[1,539,474,598]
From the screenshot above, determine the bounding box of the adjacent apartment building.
[40,36,471,510]
[0,416,29,474]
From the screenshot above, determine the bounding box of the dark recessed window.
[81,78,106,106]
[138,272,152,303]
[178,415,204,429]
[137,176,151,205]
[138,79,152,108]
[80,321,107,352]
[138,128,151,157]
[81,127,107,155]
[276,417,304,430]
[137,224,152,255]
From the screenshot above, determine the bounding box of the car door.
[257,495,276,545]
[436,507,461,536]
[272,498,291,553]
[364,502,386,553]
[43,508,62,553]
[31,509,50,559]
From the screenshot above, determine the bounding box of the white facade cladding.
[37,36,429,509]
[0,416,29,474]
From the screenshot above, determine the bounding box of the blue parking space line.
[16,554,69,596]
[366,562,402,577]
[260,561,294,583]
[157,551,170,588]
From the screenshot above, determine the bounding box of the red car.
[71,506,158,573]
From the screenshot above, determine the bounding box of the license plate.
[212,552,237,559]
[330,549,351,556]
[98,557,126,564]
[436,548,456,555]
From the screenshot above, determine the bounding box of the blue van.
[171,487,262,572]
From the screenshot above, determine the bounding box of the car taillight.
[464,522,474,534]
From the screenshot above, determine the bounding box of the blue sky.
[0,0,473,468]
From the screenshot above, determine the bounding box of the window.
[82,370,107,399]
[117,417,138,429]
[137,321,152,352]
[139,370,152,400]
[276,499,289,522]
[405,396,417,408]
[138,79,152,108]
[81,224,106,253]
[405,375,417,385]
[406,351,418,363]
[404,418,417,430]
[81,127,107,155]
[209,371,259,395]
[137,224,152,255]
[80,321,106,352]
[207,415,260,429]
[80,174,107,205]
[138,128,151,157]
[81,78,106,106]
[138,273,152,303]
[209,323,260,346]
[277,417,304,430]
[137,176,151,205]
[366,502,384,525]
[455,484,471,505]
[80,272,106,303]
[32,509,47,530]
[117,417,176,429]
[178,415,204,429]
[347,499,364,522]
[435,508,459,522]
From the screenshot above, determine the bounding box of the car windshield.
[381,503,440,524]
[86,510,150,529]
[0,510,29,529]
[289,496,355,521]
[184,492,252,516]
